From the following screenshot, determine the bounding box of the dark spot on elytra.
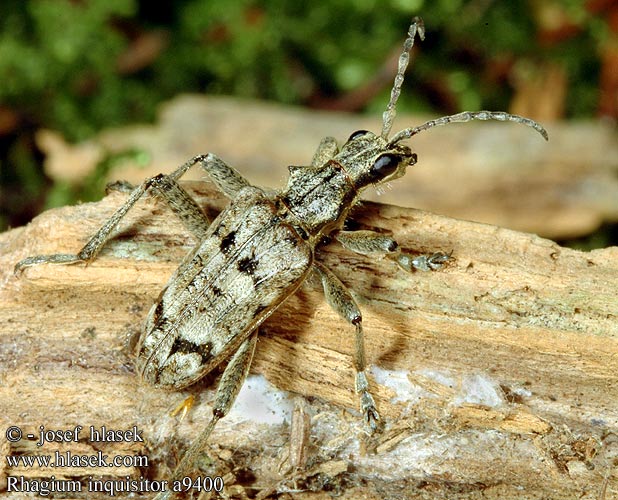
[171,337,212,363]
[220,231,236,253]
[238,256,259,275]
[211,285,223,297]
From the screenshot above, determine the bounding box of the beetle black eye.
[347,130,369,142]
[370,153,401,180]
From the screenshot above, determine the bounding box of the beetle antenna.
[381,17,425,140]
[388,110,549,145]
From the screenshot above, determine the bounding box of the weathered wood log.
[1,180,616,499]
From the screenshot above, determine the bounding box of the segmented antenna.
[380,17,425,140]
[388,110,549,145]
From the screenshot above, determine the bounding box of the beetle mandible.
[15,17,547,498]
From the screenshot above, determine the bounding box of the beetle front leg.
[14,153,250,273]
[313,262,381,433]
[153,330,259,500]
[14,177,207,272]
[189,152,251,199]
[311,137,339,167]
[335,230,451,272]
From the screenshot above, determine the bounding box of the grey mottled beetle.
[15,17,547,498]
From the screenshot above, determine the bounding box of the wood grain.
[1,181,617,499]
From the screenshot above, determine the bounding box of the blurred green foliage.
[1,0,141,140]
[0,0,606,231]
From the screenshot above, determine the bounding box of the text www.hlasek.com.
[6,450,148,468]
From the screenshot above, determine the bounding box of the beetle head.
[340,16,546,194]
[339,129,417,190]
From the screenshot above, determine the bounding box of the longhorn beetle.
[15,17,547,499]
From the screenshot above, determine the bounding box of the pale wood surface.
[1,179,617,499]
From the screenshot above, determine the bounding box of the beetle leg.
[156,329,259,500]
[311,137,339,167]
[14,154,251,273]
[186,153,251,200]
[335,230,451,272]
[313,262,381,433]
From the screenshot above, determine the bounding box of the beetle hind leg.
[153,330,259,500]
